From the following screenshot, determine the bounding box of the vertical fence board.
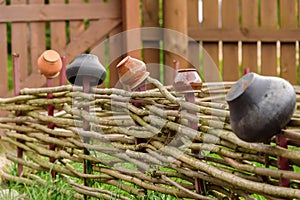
[89,0,103,35]
[163,0,188,85]
[188,0,200,72]
[69,0,85,43]
[142,0,160,80]
[222,0,239,81]
[280,0,297,84]
[260,0,277,76]
[202,0,220,82]
[89,11,109,90]
[122,0,141,60]
[0,2,8,95]
[11,0,28,82]
[30,0,46,72]
[50,0,67,86]
[241,0,258,73]
[50,0,66,51]
[109,26,123,88]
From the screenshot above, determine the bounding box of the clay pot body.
[37,50,62,78]
[173,68,202,93]
[226,73,296,142]
[116,56,149,89]
[66,54,106,86]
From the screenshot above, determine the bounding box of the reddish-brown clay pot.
[116,56,149,89]
[37,50,62,78]
[173,68,202,93]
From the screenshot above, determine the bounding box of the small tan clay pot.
[37,50,62,78]
[173,68,202,93]
[116,56,149,89]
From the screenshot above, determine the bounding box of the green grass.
[3,166,75,200]
[3,162,180,200]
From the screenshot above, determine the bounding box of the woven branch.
[1,81,300,199]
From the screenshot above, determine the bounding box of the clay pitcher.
[116,56,149,89]
[66,54,106,86]
[226,72,296,143]
[37,50,62,78]
[173,68,202,93]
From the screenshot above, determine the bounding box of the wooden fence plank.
[202,0,220,82]
[163,0,188,85]
[11,0,28,82]
[222,0,239,81]
[109,26,123,88]
[260,0,277,76]
[187,0,200,73]
[60,19,121,64]
[241,0,258,73]
[50,0,66,51]
[69,0,85,42]
[0,1,8,95]
[142,0,160,81]
[30,0,46,73]
[50,0,66,86]
[0,4,121,22]
[122,0,141,60]
[88,0,107,88]
[188,28,300,42]
[280,0,297,84]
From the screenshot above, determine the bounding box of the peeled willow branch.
[200,125,300,162]
[68,127,135,144]
[60,160,113,180]
[20,85,79,94]
[161,175,214,200]
[0,116,36,124]
[28,111,82,127]
[151,141,300,198]
[26,122,76,138]
[0,104,41,111]
[63,104,135,127]
[25,151,78,177]
[27,132,77,148]
[0,95,36,104]
[185,140,265,163]
[1,171,34,185]
[4,131,39,143]
[27,97,72,106]
[95,167,200,199]
[147,76,230,118]
[223,157,300,181]
[63,175,131,200]
[5,153,45,171]
[25,142,82,163]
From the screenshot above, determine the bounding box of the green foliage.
[4,166,75,200]
[4,162,179,200]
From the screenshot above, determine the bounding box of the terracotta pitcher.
[173,68,202,93]
[226,72,296,142]
[37,50,62,78]
[116,56,149,89]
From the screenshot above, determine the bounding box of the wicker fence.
[1,71,300,199]
[2,0,300,97]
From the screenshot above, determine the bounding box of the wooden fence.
[1,0,300,97]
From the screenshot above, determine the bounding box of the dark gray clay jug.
[66,54,106,86]
[226,72,296,143]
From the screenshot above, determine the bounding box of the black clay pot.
[226,72,296,143]
[66,54,106,86]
